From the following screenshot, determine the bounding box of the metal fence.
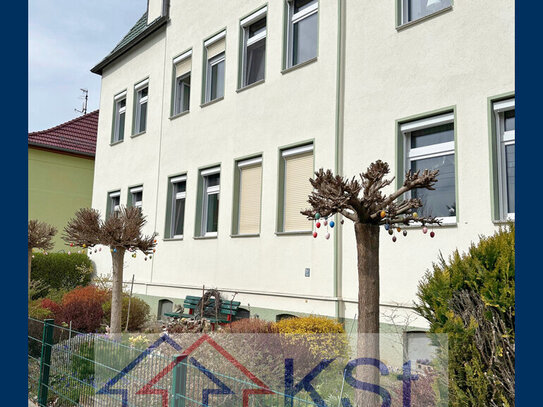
[28,318,321,407]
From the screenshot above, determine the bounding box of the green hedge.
[31,253,93,292]
[415,224,514,406]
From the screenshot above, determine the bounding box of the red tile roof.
[28,110,99,157]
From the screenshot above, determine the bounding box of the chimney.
[147,0,170,24]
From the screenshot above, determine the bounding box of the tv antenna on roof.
[75,88,88,115]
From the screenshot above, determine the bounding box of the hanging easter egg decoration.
[392,236,397,242]
[94,249,97,253]
[149,255,153,259]
[430,231,435,238]
[70,243,74,247]
[413,212,418,219]
[144,257,148,261]
[396,227,401,233]
[380,210,386,219]
[388,229,394,236]
[323,220,328,226]
[315,213,321,220]
[68,251,71,255]
[99,247,102,252]
[316,222,321,228]
[340,219,344,225]
[403,230,407,237]
[330,221,335,228]
[153,249,156,253]
[82,244,87,248]
[313,232,318,238]
[384,224,390,231]
[422,226,428,234]
[325,233,330,240]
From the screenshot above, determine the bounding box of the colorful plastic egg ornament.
[323,220,328,226]
[330,221,335,228]
[315,213,321,220]
[413,212,418,219]
[403,230,407,237]
[68,251,71,255]
[99,247,102,252]
[113,248,117,253]
[70,243,74,247]
[384,224,390,231]
[316,222,321,228]
[325,233,330,240]
[313,232,318,238]
[392,236,397,242]
[430,231,435,238]
[388,229,394,235]
[422,226,428,234]
[396,227,401,232]
[380,210,386,218]
[149,255,153,259]
[82,244,86,248]
[341,219,345,225]
[144,257,148,261]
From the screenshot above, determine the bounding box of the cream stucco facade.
[90,0,514,328]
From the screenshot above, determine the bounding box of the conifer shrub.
[415,225,515,406]
[102,295,150,332]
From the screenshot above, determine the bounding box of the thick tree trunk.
[355,222,381,407]
[110,248,125,335]
[28,248,32,289]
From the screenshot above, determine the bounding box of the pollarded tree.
[63,206,157,334]
[28,219,57,286]
[301,160,440,406]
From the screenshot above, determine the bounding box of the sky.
[28,0,148,132]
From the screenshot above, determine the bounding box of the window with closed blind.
[278,144,314,233]
[233,156,263,236]
[203,30,226,104]
[172,50,192,116]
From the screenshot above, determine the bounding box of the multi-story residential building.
[90,0,514,329]
[29,111,98,251]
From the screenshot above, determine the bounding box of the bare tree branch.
[28,219,57,251]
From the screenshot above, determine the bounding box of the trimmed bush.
[226,318,278,333]
[415,225,514,406]
[275,315,345,334]
[31,253,93,292]
[102,295,150,332]
[59,286,108,333]
[41,298,62,319]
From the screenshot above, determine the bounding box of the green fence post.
[170,355,187,407]
[38,319,54,407]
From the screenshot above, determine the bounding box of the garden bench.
[164,295,241,324]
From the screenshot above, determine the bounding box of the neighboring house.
[28,111,98,251]
[89,0,514,328]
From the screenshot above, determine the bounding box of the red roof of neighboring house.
[28,110,99,157]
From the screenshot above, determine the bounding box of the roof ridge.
[29,110,99,136]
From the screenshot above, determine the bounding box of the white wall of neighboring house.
[90,0,514,328]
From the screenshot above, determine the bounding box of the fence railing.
[28,318,321,407]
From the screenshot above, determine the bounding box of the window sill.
[230,233,260,238]
[110,140,124,146]
[131,131,146,139]
[275,231,313,236]
[169,111,190,121]
[236,79,265,93]
[193,235,218,240]
[493,217,515,225]
[163,237,184,241]
[281,57,318,75]
[396,6,453,32]
[200,97,224,109]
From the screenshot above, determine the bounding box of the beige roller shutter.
[175,57,191,78]
[238,164,262,234]
[207,38,226,60]
[284,151,313,232]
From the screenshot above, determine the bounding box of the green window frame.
[201,29,226,105]
[238,5,267,89]
[171,49,192,117]
[164,174,187,239]
[132,78,149,136]
[127,185,143,209]
[106,190,121,219]
[283,0,319,70]
[232,155,263,236]
[195,166,221,237]
[111,90,127,144]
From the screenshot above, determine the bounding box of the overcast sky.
[28,0,148,132]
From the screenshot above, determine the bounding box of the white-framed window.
[108,191,121,218]
[494,98,515,220]
[130,186,143,209]
[173,50,192,115]
[235,156,263,235]
[240,7,267,87]
[204,31,226,103]
[200,167,220,237]
[112,91,126,143]
[280,144,314,232]
[286,0,318,68]
[402,112,456,223]
[170,175,187,238]
[134,79,149,134]
[400,0,452,25]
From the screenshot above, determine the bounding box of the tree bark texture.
[110,248,125,335]
[355,222,381,407]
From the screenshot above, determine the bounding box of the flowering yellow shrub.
[274,315,345,334]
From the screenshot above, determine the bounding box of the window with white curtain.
[108,191,121,218]
[402,112,456,222]
[280,144,313,232]
[241,7,266,87]
[130,186,143,210]
[235,157,263,235]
